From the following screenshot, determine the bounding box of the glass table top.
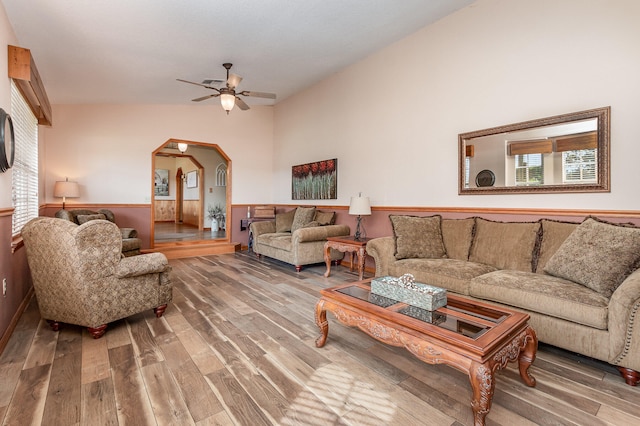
[336,284,508,340]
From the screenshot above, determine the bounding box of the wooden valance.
[555,132,597,152]
[507,140,553,156]
[8,45,52,126]
[465,145,474,157]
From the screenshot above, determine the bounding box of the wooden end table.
[323,236,371,280]
[315,279,538,426]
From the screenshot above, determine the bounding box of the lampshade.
[349,194,371,216]
[220,93,236,113]
[177,143,188,153]
[54,179,80,198]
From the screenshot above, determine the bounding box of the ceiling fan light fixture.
[220,93,235,113]
[177,143,188,153]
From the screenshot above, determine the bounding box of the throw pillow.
[302,221,320,228]
[291,206,317,233]
[76,214,106,224]
[544,218,640,298]
[535,219,579,273]
[314,211,336,226]
[275,208,296,233]
[441,218,475,261]
[469,218,540,272]
[390,215,446,260]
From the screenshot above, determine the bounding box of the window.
[515,153,543,185]
[563,149,597,183]
[216,163,227,186]
[11,80,39,237]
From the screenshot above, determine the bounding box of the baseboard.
[0,287,34,356]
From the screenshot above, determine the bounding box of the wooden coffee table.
[315,279,537,426]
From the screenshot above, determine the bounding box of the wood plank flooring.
[1,252,639,425]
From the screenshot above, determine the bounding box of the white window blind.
[563,149,597,183]
[515,153,543,185]
[11,80,39,237]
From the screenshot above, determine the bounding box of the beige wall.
[42,104,274,205]
[274,0,640,211]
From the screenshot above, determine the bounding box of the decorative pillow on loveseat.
[544,218,640,298]
[390,215,446,260]
[76,214,107,224]
[291,206,317,233]
[275,209,296,233]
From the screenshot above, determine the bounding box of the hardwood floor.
[1,252,639,425]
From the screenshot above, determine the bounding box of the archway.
[151,139,231,249]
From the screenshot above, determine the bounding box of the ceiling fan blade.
[192,94,218,102]
[176,79,220,91]
[235,97,250,111]
[202,79,224,86]
[240,90,276,99]
[227,73,243,90]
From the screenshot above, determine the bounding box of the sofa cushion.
[469,219,540,272]
[535,219,579,273]
[441,218,475,261]
[544,218,640,298]
[470,270,610,329]
[275,209,296,233]
[314,211,336,226]
[291,206,317,233]
[76,213,106,224]
[256,233,293,251]
[390,215,446,260]
[389,258,497,296]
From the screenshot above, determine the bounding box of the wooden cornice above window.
[8,45,52,126]
[555,131,597,152]
[507,139,553,156]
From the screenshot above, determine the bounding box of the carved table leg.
[357,247,366,281]
[87,324,107,339]
[469,362,495,426]
[323,242,332,277]
[315,299,329,347]
[47,320,60,331]
[154,304,168,318]
[519,326,538,386]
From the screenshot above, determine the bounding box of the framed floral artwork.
[292,158,337,200]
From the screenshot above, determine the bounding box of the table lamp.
[349,192,371,241]
[54,177,80,210]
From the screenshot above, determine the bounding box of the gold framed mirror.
[459,106,610,194]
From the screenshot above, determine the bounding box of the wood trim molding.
[0,287,33,356]
[0,207,15,217]
[8,45,52,126]
[233,204,640,219]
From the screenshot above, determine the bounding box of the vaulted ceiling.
[2,0,475,106]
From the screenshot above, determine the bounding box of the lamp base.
[354,216,363,241]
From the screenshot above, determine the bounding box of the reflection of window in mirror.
[515,154,543,185]
[563,149,597,183]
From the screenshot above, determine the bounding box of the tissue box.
[371,275,447,311]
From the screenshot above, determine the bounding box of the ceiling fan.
[177,63,276,114]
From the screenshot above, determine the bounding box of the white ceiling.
[2,0,475,106]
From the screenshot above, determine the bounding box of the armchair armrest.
[250,220,276,237]
[608,268,640,371]
[115,252,171,278]
[292,224,350,244]
[366,236,396,277]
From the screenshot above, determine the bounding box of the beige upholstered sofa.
[55,208,141,256]
[250,207,350,271]
[22,217,172,338]
[367,215,640,386]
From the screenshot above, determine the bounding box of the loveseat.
[55,209,142,256]
[367,215,640,386]
[250,206,350,271]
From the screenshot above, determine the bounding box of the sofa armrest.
[250,220,276,237]
[366,236,395,277]
[120,227,138,238]
[608,268,640,370]
[292,224,350,244]
[115,252,171,278]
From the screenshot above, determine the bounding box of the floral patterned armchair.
[22,217,172,338]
